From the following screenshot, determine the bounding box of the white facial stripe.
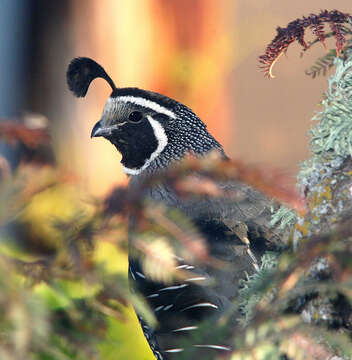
[122,166,141,175]
[112,96,177,119]
[123,115,168,175]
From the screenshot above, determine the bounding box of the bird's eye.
[128,111,143,123]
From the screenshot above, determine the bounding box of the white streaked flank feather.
[181,302,218,311]
[136,271,146,279]
[164,348,184,353]
[159,284,189,291]
[147,293,159,298]
[172,326,198,332]
[185,276,207,282]
[194,344,231,351]
[129,267,136,280]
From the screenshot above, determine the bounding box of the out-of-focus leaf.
[140,236,176,284]
[34,283,71,310]
[93,241,128,274]
[0,121,49,148]
[98,309,155,360]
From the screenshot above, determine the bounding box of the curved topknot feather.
[66,57,117,97]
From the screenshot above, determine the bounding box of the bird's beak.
[91,120,125,138]
[91,120,116,138]
[91,121,104,138]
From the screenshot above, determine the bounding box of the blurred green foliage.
[0,157,155,359]
[0,34,352,359]
[0,109,351,359]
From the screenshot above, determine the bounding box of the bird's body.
[66,57,279,359]
[127,174,275,359]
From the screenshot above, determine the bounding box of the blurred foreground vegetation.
[0,104,351,360]
[0,23,352,358]
[0,124,155,359]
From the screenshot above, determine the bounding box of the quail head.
[67,57,279,360]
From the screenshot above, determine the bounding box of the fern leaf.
[259,10,352,78]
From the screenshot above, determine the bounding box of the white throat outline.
[122,115,168,175]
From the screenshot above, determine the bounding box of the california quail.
[66,57,280,359]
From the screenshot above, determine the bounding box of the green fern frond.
[305,25,352,79]
[270,205,297,230]
[238,252,278,324]
[305,49,338,78]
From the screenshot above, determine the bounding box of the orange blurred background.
[27,0,351,194]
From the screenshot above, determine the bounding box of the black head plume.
[66,57,117,97]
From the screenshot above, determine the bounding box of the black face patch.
[107,120,158,170]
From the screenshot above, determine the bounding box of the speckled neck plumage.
[99,90,226,175]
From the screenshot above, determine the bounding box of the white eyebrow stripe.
[194,345,232,351]
[116,96,177,119]
[181,303,219,311]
